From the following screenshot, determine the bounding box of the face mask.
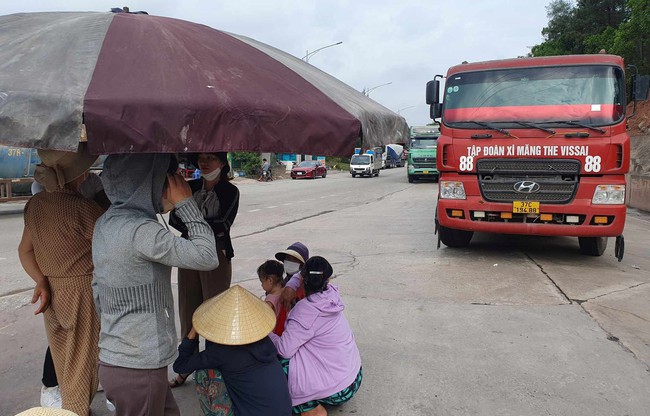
[284,260,301,275]
[202,168,221,181]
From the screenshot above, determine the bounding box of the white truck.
[382,143,404,168]
[350,150,382,177]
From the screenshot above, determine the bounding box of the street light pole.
[302,41,343,63]
[363,82,392,97]
[397,105,416,115]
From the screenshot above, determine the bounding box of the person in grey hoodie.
[92,154,219,416]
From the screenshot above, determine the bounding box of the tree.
[531,0,627,57]
[532,0,581,56]
[231,152,261,176]
[610,0,649,73]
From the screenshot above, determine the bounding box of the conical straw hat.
[16,408,78,416]
[193,285,276,345]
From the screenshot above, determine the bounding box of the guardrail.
[627,174,650,212]
[0,178,33,203]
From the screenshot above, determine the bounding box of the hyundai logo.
[514,181,541,193]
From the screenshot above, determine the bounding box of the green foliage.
[327,156,350,171]
[531,0,647,74]
[610,0,650,74]
[231,152,261,176]
[584,27,618,54]
[537,0,583,55]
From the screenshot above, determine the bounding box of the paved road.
[1,168,650,415]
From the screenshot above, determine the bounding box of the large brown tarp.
[0,12,114,151]
[0,12,407,156]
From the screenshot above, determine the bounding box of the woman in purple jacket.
[269,256,363,416]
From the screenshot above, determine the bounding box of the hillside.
[628,100,650,175]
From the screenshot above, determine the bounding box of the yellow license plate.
[513,201,540,214]
[422,170,429,174]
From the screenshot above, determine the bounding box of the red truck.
[426,54,637,256]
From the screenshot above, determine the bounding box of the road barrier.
[627,174,650,212]
[0,178,33,203]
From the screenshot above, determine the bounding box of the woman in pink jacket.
[269,256,362,416]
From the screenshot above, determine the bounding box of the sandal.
[169,373,190,388]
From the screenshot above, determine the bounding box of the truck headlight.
[592,185,625,204]
[440,181,466,200]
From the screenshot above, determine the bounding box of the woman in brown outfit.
[18,146,105,416]
[169,152,239,387]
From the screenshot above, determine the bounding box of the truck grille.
[412,157,436,169]
[476,159,580,204]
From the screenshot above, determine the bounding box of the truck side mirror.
[634,74,649,101]
[426,80,439,105]
[430,103,442,120]
[427,76,444,120]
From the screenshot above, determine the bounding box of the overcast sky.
[0,1,551,126]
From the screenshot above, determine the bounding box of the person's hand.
[32,279,51,315]
[281,286,296,311]
[187,327,198,340]
[165,173,192,205]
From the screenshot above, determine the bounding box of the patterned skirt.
[280,358,363,414]
[194,369,234,416]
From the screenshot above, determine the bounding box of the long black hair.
[302,256,334,298]
[189,152,231,181]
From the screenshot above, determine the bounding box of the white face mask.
[202,167,221,181]
[284,260,301,275]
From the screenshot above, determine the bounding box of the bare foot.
[301,404,327,416]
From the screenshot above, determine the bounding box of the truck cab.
[427,54,632,256]
[407,126,439,183]
[350,152,381,177]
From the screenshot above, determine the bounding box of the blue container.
[0,146,40,178]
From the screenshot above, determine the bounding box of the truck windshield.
[410,138,437,149]
[443,65,624,128]
[351,155,370,164]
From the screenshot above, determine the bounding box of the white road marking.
[282,203,291,206]
[319,196,327,199]
[248,209,261,213]
[267,206,278,209]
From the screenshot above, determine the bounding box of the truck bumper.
[408,168,439,176]
[437,175,627,237]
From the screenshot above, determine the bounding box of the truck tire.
[351,173,356,178]
[408,175,414,183]
[439,225,473,248]
[375,170,380,176]
[578,236,608,256]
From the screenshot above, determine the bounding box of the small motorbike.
[258,170,273,182]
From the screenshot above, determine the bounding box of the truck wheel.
[351,173,356,177]
[439,225,473,248]
[578,237,608,256]
[408,175,414,183]
[375,170,380,176]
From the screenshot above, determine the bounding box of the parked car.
[291,160,327,179]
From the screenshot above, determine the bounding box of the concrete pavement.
[2,168,650,415]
